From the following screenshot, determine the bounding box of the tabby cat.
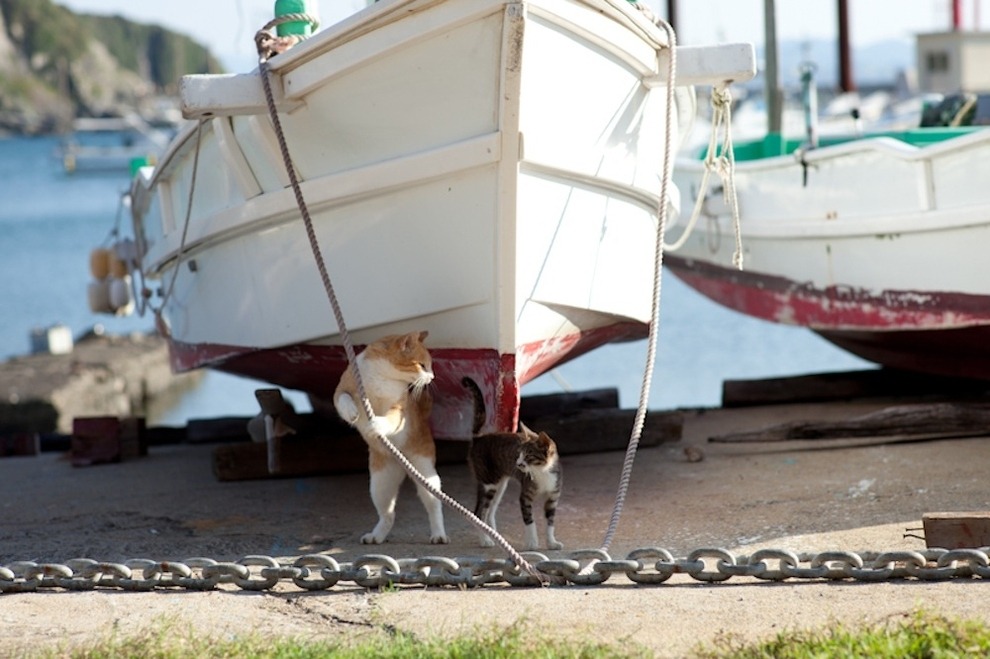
[463,377,563,550]
[333,331,448,545]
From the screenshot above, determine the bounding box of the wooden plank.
[211,434,470,481]
[923,512,990,549]
[71,416,147,466]
[526,408,682,454]
[721,368,990,408]
[709,403,990,443]
[210,407,676,481]
[0,432,40,457]
[520,388,619,419]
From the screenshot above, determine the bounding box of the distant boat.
[114,0,754,437]
[61,114,174,174]
[667,91,990,380]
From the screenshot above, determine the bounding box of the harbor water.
[0,134,871,425]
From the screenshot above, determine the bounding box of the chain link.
[6,546,988,593]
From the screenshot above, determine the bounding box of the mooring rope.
[662,85,745,270]
[151,117,207,335]
[253,15,545,582]
[596,12,679,556]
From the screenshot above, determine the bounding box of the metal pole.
[764,0,782,138]
[666,0,678,33]
[837,0,855,92]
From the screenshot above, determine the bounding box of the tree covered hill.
[0,0,223,134]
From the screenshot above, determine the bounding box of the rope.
[663,85,744,270]
[152,118,207,335]
[253,20,545,582]
[595,15,678,555]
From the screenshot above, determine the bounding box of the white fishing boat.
[667,89,990,381]
[118,0,753,437]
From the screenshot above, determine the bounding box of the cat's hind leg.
[544,493,563,550]
[408,453,449,544]
[475,478,509,547]
[362,458,405,544]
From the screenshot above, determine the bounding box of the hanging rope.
[253,18,545,582]
[663,85,745,270]
[151,118,207,336]
[595,14,679,555]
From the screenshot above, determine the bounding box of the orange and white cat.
[333,331,448,545]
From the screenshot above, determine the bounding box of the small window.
[926,51,950,73]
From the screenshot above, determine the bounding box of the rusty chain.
[3,547,989,593]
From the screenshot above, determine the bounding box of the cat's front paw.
[334,394,359,426]
[368,416,392,440]
[547,539,564,550]
[479,535,495,548]
[361,532,386,544]
[430,533,450,545]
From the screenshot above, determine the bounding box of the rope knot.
[254,13,321,62]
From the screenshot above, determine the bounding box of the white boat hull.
[668,127,990,379]
[128,0,752,435]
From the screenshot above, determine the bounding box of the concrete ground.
[2,399,990,656]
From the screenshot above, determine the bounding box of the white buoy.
[108,276,134,315]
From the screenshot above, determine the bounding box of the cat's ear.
[519,421,537,438]
[417,330,429,343]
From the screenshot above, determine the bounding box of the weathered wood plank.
[528,408,682,454]
[519,388,619,419]
[211,406,679,481]
[211,434,469,481]
[923,512,990,549]
[709,403,990,443]
[722,369,990,408]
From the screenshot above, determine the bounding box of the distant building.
[916,31,990,93]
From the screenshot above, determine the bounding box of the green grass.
[700,610,990,659]
[23,609,990,658]
[33,623,644,659]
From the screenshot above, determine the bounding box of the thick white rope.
[663,85,745,270]
[595,14,678,555]
[254,18,545,582]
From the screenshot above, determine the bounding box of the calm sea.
[0,134,871,425]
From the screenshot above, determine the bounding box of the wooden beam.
[721,369,990,408]
[710,403,990,443]
[923,512,990,549]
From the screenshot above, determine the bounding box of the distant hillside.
[0,0,223,134]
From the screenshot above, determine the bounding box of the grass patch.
[36,622,644,659]
[700,609,990,658]
[23,608,990,658]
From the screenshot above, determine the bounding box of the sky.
[56,0,980,72]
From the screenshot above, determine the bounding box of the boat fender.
[87,280,113,314]
[109,276,134,315]
[108,252,129,279]
[274,0,318,36]
[89,248,111,280]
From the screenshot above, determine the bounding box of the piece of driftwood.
[721,369,990,408]
[709,402,990,443]
[922,512,990,549]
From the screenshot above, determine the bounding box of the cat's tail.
[461,377,486,436]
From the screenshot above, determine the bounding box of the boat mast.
[764,0,784,152]
[837,0,855,92]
